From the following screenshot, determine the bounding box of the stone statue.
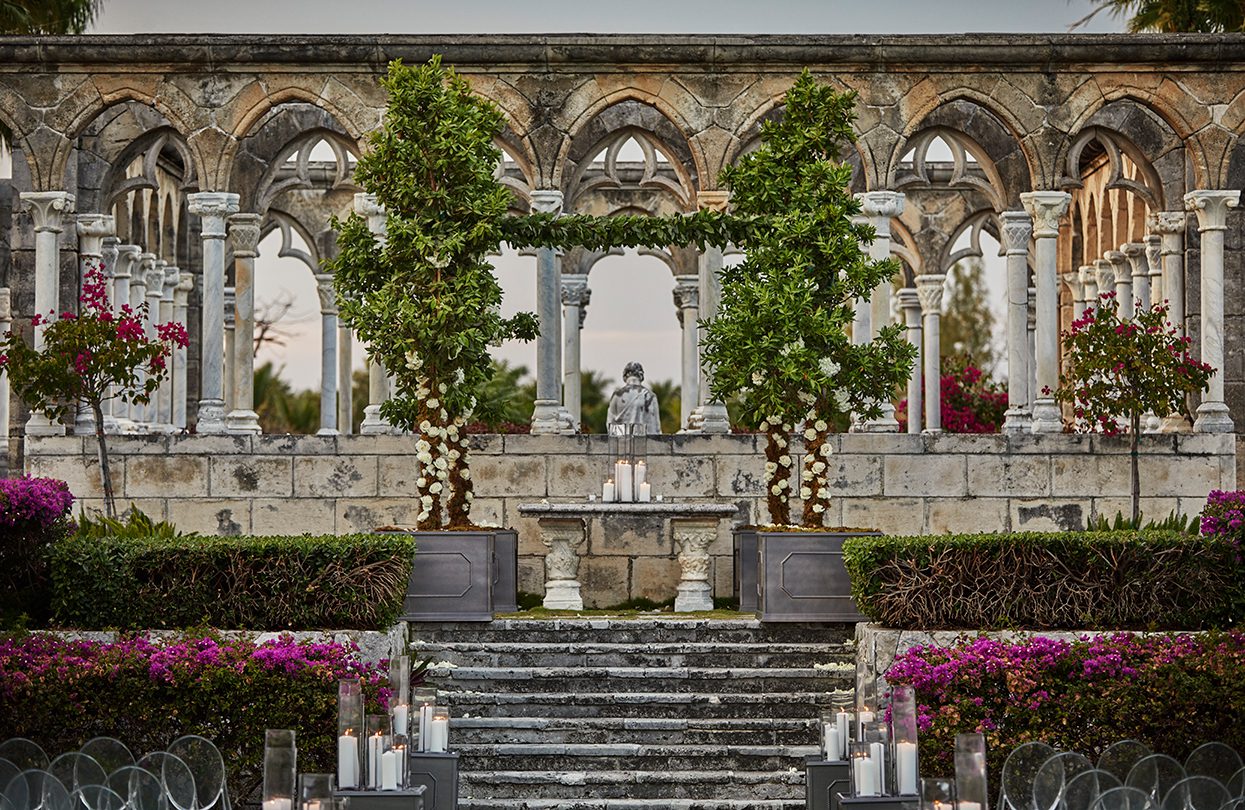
[606,362,662,434]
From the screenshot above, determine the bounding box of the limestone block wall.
[24,432,1235,607]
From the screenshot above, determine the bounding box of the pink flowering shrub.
[0,633,399,802]
[0,476,75,627]
[1202,490,1245,563]
[897,357,1008,433]
[886,632,1245,783]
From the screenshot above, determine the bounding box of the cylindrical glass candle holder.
[820,711,844,761]
[862,720,891,796]
[379,738,407,791]
[337,679,363,789]
[921,777,957,810]
[389,694,409,740]
[892,684,920,795]
[412,687,438,753]
[835,706,856,750]
[389,656,410,701]
[364,714,389,790]
[299,774,334,810]
[856,674,878,739]
[425,706,450,753]
[263,730,297,810]
[852,742,881,797]
[954,733,988,810]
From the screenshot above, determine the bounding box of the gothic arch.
[724,97,870,193]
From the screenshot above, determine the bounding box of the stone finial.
[530,190,564,216]
[914,274,946,313]
[696,190,730,212]
[21,191,75,233]
[228,213,263,257]
[1184,190,1240,232]
[1001,210,1033,254]
[1019,191,1071,238]
[187,192,241,237]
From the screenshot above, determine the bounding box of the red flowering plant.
[0,263,188,518]
[898,356,1008,433]
[1052,293,1212,524]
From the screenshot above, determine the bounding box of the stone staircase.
[413,618,856,810]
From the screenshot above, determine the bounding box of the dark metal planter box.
[491,528,519,613]
[402,531,496,621]
[333,788,425,810]
[755,530,876,622]
[734,528,759,613]
[406,752,458,810]
[806,757,851,810]
[838,795,919,810]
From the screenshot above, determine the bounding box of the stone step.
[452,716,816,746]
[460,768,806,800]
[418,640,854,669]
[454,742,819,773]
[411,618,854,646]
[439,666,846,694]
[458,799,805,810]
[446,689,849,720]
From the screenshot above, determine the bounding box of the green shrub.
[843,531,1244,630]
[49,533,415,630]
[75,506,189,539]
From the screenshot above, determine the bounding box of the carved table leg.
[673,518,718,612]
[539,517,587,610]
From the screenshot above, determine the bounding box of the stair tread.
[461,769,806,784]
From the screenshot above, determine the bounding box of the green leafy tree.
[940,257,998,373]
[0,0,99,34]
[702,71,916,527]
[0,264,185,518]
[1053,293,1213,524]
[1073,0,1244,31]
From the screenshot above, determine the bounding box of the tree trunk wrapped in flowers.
[1053,292,1212,524]
[700,71,916,527]
[0,265,186,518]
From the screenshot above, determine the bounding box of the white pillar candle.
[637,481,651,503]
[392,704,409,736]
[837,710,850,747]
[603,479,616,503]
[854,756,879,797]
[959,802,983,810]
[896,741,919,794]
[857,710,875,738]
[337,734,358,789]
[823,722,842,761]
[263,799,292,810]
[367,733,384,788]
[380,750,398,791]
[871,741,888,794]
[634,461,647,486]
[616,461,633,502]
[427,718,449,753]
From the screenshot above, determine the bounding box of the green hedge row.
[843,530,1245,630]
[49,533,415,630]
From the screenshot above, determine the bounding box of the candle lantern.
[425,706,451,753]
[606,424,650,503]
[389,656,410,738]
[836,706,856,753]
[892,684,920,795]
[820,710,844,761]
[412,687,438,753]
[954,733,989,810]
[862,720,892,796]
[856,674,877,739]
[262,729,297,810]
[921,777,957,810]
[365,714,389,790]
[298,774,334,810]
[336,679,364,789]
[851,742,880,797]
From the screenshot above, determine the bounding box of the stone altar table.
[516,502,740,611]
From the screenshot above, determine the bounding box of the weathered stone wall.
[27,433,1235,607]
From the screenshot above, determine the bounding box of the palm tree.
[1072,0,1245,32]
[0,0,101,34]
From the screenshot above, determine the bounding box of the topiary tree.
[1052,293,1213,524]
[701,71,916,527]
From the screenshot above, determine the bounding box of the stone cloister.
[1,34,1242,599]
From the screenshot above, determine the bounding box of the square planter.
[334,789,425,810]
[734,528,759,612]
[754,530,876,622]
[406,752,458,810]
[491,528,519,613]
[402,530,496,621]
[806,756,851,810]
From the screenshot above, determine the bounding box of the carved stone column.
[1093,259,1114,306]
[173,272,194,431]
[74,214,116,435]
[130,254,153,425]
[672,274,700,431]
[1123,242,1149,316]
[1145,234,1163,309]
[689,190,731,434]
[1027,285,1037,412]
[223,286,236,415]
[1077,266,1098,319]
[187,191,240,435]
[530,190,568,435]
[0,288,10,446]
[353,193,393,435]
[897,288,922,434]
[851,214,871,345]
[540,517,587,610]
[338,324,354,435]
[315,273,340,435]
[109,243,141,430]
[226,213,262,434]
[857,192,904,432]
[1150,212,1190,434]
[1105,249,1132,318]
[915,274,946,433]
[22,191,74,436]
[673,519,718,612]
[1020,191,1071,433]
[143,264,168,428]
[560,273,591,430]
[1001,210,1033,433]
[158,263,178,428]
[1185,189,1240,433]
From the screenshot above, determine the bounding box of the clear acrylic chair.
[1099,742,1154,786]
[1064,769,1123,810]
[1090,785,1158,810]
[0,743,49,774]
[1034,752,1096,810]
[164,737,228,810]
[1185,745,1244,787]
[3,769,72,810]
[47,755,106,796]
[76,742,133,780]
[105,767,162,810]
[133,754,194,810]
[1161,776,1232,810]
[1128,755,1188,805]
[1002,742,1060,810]
[68,786,126,810]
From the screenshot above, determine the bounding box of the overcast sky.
[89,1,1124,398]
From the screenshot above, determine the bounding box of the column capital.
[176,271,195,298]
[530,189,564,215]
[224,286,236,328]
[1103,249,1129,283]
[163,265,181,295]
[1062,270,1083,296]
[76,213,116,252]
[1093,259,1115,293]
[1000,210,1033,254]
[1019,191,1071,238]
[187,192,241,237]
[22,191,75,233]
[914,273,946,313]
[144,267,166,296]
[1078,265,1097,286]
[1122,242,1148,279]
[315,273,338,314]
[856,190,905,219]
[1184,190,1240,232]
[560,273,591,308]
[353,192,383,217]
[113,245,141,280]
[1149,210,1186,236]
[672,273,699,311]
[0,287,10,321]
[696,190,731,212]
[227,212,263,257]
[1145,234,1162,274]
[896,286,921,312]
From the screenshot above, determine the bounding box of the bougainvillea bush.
[0,476,75,627]
[886,632,1245,783]
[1202,490,1245,562]
[897,357,1008,433]
[0,634,393,802]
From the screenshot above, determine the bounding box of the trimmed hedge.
[843,531,1245,630]
[49,533,415,630]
